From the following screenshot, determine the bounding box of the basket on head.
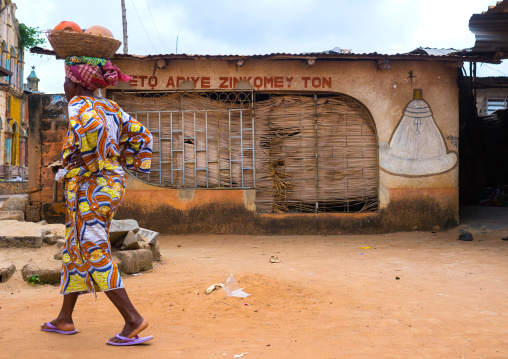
[47,30,122,59]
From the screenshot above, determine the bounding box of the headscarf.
[64,56,132,90]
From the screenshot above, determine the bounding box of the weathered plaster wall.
[0,180,27,194]
[30,57,460,233]
[27,94,68,223]
[110,57,460,229]
[115,173,458,234]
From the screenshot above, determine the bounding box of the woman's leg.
[41,292,79,332]
[105,288,148,343]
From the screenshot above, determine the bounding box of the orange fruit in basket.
[84,25,114,39]
[54,21,82,33]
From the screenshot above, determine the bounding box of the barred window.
[113,91,255,188]
[487,98,508,114]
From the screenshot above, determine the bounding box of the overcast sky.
[13,0,508,94]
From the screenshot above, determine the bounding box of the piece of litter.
[132,273,142,276]
[270,255,280,263]
[224,274,250,298]
[361,247,371,249]
[205,283,224,294]
[234,353,248,358]
[243,303,250,306]
[309,273,313,276]
[458,233,473,241]
[358,253,363,255]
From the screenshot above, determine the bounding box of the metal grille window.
[113,91,255,188]
[487,98,508,114]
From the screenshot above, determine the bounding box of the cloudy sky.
[13,0,508,94]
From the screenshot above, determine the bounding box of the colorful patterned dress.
[58,95,152,295]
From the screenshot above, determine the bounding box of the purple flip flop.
[41,322,78,335]
[107,333,153,346]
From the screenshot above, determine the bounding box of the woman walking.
[40,54,153,346]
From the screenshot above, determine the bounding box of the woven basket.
[47,30,122,59]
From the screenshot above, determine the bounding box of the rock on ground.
[21,262,61,284]
[56,239,65,249]
[0,264,16,283]
[0,195,27,213]
[0,220,51,248]
[138,228,159,245]
[110,219,139,245]
[121,231,144,250]
[116,249,153,274]
[149,242,161,261]
[43,233,64,245]
[0,210,24,221]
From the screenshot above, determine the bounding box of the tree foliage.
[18,23,45,49]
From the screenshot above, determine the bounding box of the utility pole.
[121,0,128,53]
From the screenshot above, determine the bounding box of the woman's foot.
[107,318,149,344]
[41,319,77,334]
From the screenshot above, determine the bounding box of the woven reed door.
[255,94,378,213]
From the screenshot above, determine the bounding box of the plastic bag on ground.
[224,273,251,298]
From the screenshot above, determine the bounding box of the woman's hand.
[68,152,85,169]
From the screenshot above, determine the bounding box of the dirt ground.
[1,207,508,358]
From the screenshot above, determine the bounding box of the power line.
[481,63,508,76]
[129,0,158,53]
[144,0,168,50]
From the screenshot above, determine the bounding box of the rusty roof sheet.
[483,0,508,14]
[29,46,500,64]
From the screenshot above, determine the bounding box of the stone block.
[0,195,27,213]
[110,219,139,245]
[0,220,48,248]
[116,249,153,274]
[44,233,63,245]
[21,262,61,284]
[56,239,65,249]
[150,242,161,261]
[0,264,16,283]
[121,231,138,250]
[0,210,24,221]
[138,228,159,245]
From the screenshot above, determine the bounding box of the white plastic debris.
[234,353,248,358]
[224,274,250,298]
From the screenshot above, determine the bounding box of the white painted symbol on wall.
[380,90,457,177]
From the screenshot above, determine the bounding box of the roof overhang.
[469,1,508,58]
[29,46,498,64]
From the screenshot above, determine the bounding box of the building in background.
[0,0,27,181]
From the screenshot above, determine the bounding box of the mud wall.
[29,57,460,233]
[27,94,68,223]
[0,181,28,195]
[115,174,458,234]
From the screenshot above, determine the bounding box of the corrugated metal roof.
[469,0,508,55]
[29,46,499,63]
